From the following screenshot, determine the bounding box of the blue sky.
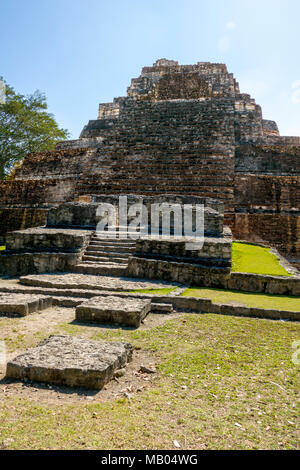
[1,0,300,138]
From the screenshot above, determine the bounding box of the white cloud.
[218,36,231,53]
[291,81,300,104]
[226,21,236,30]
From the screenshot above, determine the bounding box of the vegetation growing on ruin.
[232,242,291,277]
[0,312,298,450]
[182,287,300,312]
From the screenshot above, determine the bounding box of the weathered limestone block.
[170,296,300,321]
[20,273,178,292]
[127,256,230,287]
[47,203,101,228]
[5,228,91,251]
[6,335,134,389]
[151,303,173,314]
[228,272,300,296]
[0,293,52,316]
[127,256,300,295]
[47,196,224,237]
[76,296,151,327]
[0,252,80,277]
[1,228,92,277]
[134,228,232,268]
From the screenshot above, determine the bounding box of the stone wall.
[0,228,92,276]
[47,197,224,236]
[128,256,230,287]
[232,173,300,260]
[235,143,300,175]
[134,232,232,268]
[5,228,92,252]
[0,252,80,277]
[127,257,300,296]
[0,178,76,207]
[164,296,300,321]
[0,208,48,243]
[234,174,300,212]
[231,213,300,260]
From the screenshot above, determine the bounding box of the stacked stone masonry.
[0,59,298,263]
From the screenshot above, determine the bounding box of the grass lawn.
[0,311,299,450]
[232,242,291,277]
[127,287,177,295]
[182,288,300,312]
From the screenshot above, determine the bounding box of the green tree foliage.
[0,77,69,179]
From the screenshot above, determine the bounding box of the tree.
[0,78,69,180]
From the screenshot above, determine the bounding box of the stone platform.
[6,335,134,389]
[0,293,52,317]
[20,273,178,291]
[76,296,151,327]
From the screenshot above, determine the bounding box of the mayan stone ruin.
[6,335,134,390]
[0,58,299,266]
[1,59,300,392]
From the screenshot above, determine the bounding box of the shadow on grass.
[69,319,140,331]
[0,376,100,397]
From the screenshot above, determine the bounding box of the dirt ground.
[0,305,182,405]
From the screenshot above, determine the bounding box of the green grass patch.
[182,287,300,312]
[232,242,291,277]
[126,287,177,295]
[0,314,299,449]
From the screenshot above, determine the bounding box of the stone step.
[90,240,136,247]
[82,255,129,264]
[76,296,151,328]
[81,261,129,267]
[72,263,128,276]
[17,274,179,294]
[2,283,174,302]
[86,246,135,254]
[1,284,107,298]
[94,232,145,239]
[52,296,87,308]
[151,303,173,314]
[84,250,132,258]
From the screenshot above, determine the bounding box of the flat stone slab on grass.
[6,335,133,390]
[151,303,173,314]
[0,293,52,317]
[20,273,178,292]
[76,296,151,327]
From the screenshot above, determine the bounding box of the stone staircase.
[72,233,136,276]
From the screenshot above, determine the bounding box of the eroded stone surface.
[6,335,133,389]
[151,303,173,314]
[20,273,178,291]
[0,293,52,316]
[76,296,151,327]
